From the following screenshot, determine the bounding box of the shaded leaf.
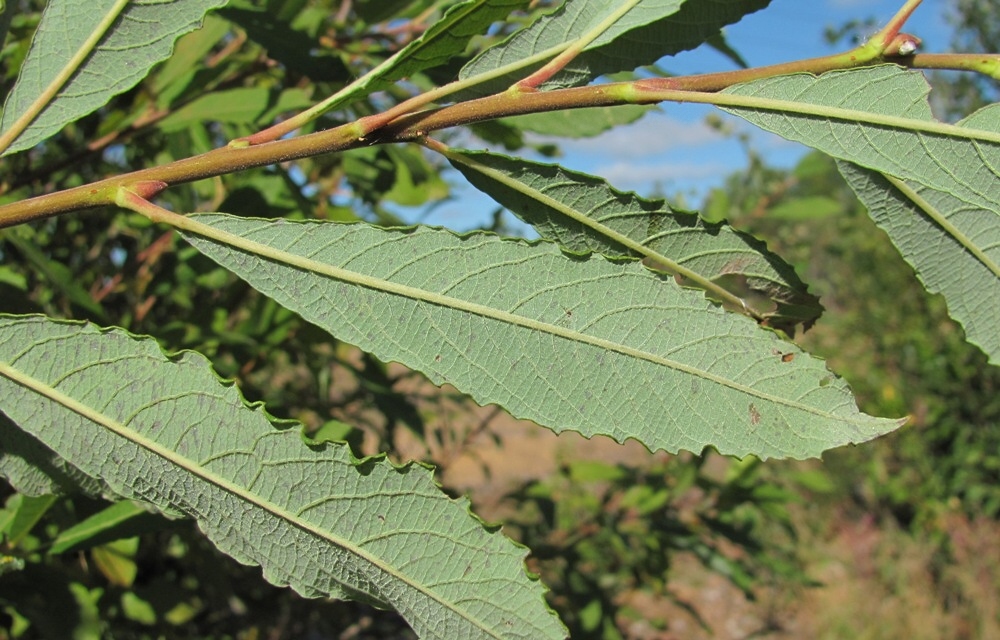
[0,412,107,498]
[3,230,105,321]
[91,537,139,588]
[378,0,530,88]
[0,0,228,156]
[0,314,566,640]
[217,6,348,82]
[307,0,530,117]
[458,0,770,97]
[180,213,900,460]
[0,493,57,547]
[719,65,1000,363]
[50,501,170,555]
[157,87,313,133]
[150,13,230,97]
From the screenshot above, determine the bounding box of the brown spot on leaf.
[749,403,761,427]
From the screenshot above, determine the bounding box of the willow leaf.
[838,162,1000,363]
[718,65,1000,363]
[445,150,821,331]
[0,315,566,640]
[179,214,901,460]
[0,0,227,156]
[457,0,770,98]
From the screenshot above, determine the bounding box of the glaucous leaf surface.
[720,65,1000,363]
[0,315,565,640]
[181,214,901,460]
[445,150,821,329]
[1,0,227,155]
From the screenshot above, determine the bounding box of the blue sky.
[404,0,956,231]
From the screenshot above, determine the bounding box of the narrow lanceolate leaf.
[445,150,821,330]
[458,0,770,98]
[718,65,1000,363]
[838,162,1000,363]
[0,0,227,156]
[180,214,901,460]
[0,315,566,640]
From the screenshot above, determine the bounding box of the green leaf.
[157,88,313,133]
[50,501,169,555]
[502,104,653,138]
[150,13,230,96]
[0,315,566,640]
[718,65,1000,363]
[0,493,57,547]
[179,213,901,460]
[217,6,348,83]
[458,0,770,97]
[766,195,842,221]
[444,149,820,329]
[0,0,15,53]
[838,162,1000,363]
[303,0,530,119]
[91,537,139,587]
[2,230,105,321]
[0,0,228,156]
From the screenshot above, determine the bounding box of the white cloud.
[594,160,730,191]
[537,112,724,160]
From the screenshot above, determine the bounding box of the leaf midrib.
[180,212,874,425]
[0,357,498,637]
[442,148,761,316]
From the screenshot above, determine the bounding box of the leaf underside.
[0,0,227,156]
[181,214,901,460]
[0,315,566,640]
[720,65,1000,363]
[445,149,822,330]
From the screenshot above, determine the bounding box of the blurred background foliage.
[0,0,998,638]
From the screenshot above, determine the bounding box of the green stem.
[0,0,131,155]
[4,46,999,228]
[896,53,1000,79]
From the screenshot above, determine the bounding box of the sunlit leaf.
[719,65,1000,363]
[0,0,227,155]
[445,149,821,330]
[0,315,566,640]
[180,214,900,460]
